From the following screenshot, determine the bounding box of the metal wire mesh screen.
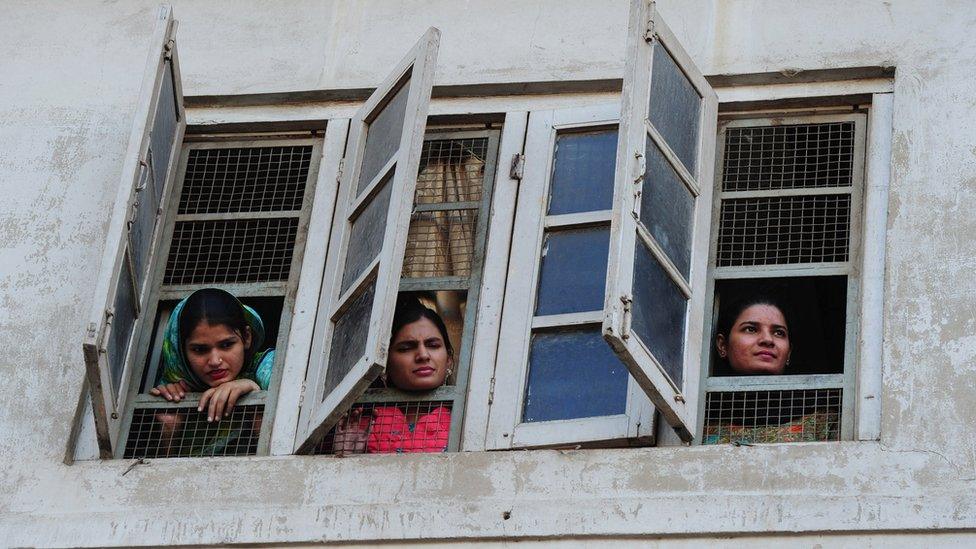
[179,146,312,214]
[716,194,851,266]
[124,404,264,458]
[702,388,841,444]
[401,137,487,279]
[402,209,478,278]
[415,138,486,204]
[722,122,856,191]
[314,401,453,455]
[164,218,298,284]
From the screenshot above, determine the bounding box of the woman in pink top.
[334,297,454,454]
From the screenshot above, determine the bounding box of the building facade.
[2,0,975,546]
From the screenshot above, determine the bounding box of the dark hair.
[389,295,454,358]
[713,294,793,375]
[179,288,253,359]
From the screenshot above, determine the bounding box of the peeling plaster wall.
[2,0,976,546]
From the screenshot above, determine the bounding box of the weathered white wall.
[2,0,976,546]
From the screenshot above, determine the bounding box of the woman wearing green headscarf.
[148,288,275,456]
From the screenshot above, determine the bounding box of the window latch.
[509,153,525,181]
[620,295,633,340]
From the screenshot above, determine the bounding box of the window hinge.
[620,295,633,340]
[163,38,175,60]
[488,376,496,405]
[644,3,657,42]
[509,153,525,181]
[336,159,345,183]
[634,151,646,184]
[298,382,307,407]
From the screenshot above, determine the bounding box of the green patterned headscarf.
[159,292,274,391]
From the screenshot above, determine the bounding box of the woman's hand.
[333,408,370,456]
[198,379,260,422]
[149,379,190,402]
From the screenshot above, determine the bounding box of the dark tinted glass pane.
[357,78,411,195]
[341,175,393,293]
[324,279,376,396]
[108,256,138,397]
[648,43,701,173]
[640,138,694,279]
[631,239,687,387]
[128,166,157,294]
[548,129,617,215]
[535,227,610,316]
[523,329,629,422]
[149,60,179,207]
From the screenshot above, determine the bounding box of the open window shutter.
[83,5,185,457]
[296,29,440,453]
[603,0,718,442]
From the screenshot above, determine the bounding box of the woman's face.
[717,304,790,375]
[387,317,452,391]
[185,322,251,387]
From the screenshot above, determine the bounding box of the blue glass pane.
[357,78,411,195]
[648,43,701,174]
[631,239,687,387]
[523,329,629,422]
[535,227,609,316]
[640,138,694,279]
[548,129,617,215]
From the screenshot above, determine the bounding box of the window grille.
[165,218,299,284]
[315,400,452,455]
[124,404,264,458]
[118,139,319,459]
[331,130,499,454]
[716,194,852,266]
[701,114,865,445]
[702,388,841,444]
[722,122,855,191]
[179,146,312,214]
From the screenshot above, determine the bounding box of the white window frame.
[486,103,657,450]
[697,111,867,443]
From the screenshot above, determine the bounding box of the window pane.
[402,209,478,278]
[108,257,138,396]
[149,60,179,207]
[165,218,299,285]
[535,227,610,316]
[324,279,376,396]
[640,138,694,279]
[717,194,852,267]
[648,43,701,173]
[548,129,617,215]
[129,167,156,291]
[631,239,687,387]
[341,175,393,293]
[357,78,411,195]
[179,146,313,214]
[722,122,857,191]
[523,329,629,422]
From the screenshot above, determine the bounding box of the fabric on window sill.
[703,410,840,445]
